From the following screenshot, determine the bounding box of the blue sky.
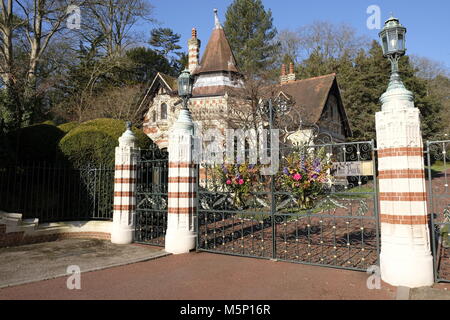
[146,0,450,69]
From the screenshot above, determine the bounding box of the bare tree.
[0,0,85,127]
[81,0,154,57]
[296,21,369,61]
[81,85,145,124]
[277,29,302,64]
[410,55,449,80]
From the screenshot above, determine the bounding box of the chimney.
[287,63,296,83]
[188,28,201,73]
[280,64,288,84]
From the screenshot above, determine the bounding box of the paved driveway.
[0,250,396,300]
[0,239,168,288]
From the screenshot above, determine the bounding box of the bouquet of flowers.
[279,148,332,209]
[217,163,260,209]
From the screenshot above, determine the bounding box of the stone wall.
[0,212,111,248]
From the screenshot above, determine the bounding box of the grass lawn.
[431,161,450,173]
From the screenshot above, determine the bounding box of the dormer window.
[161,103,167,120]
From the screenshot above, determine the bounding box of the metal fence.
[197,140,380,272]
[427,140,450,282]
[0,163,114,222]
[134,148,169,246]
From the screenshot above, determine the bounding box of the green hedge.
[5,123,65,164]
[59,118,153,167]
[58,121,79,134]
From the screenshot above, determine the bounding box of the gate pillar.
[376,75,434,287]
[111,123,139,244]
[165,109,197,254]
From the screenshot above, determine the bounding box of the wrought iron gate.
[427,139,450,282]
[134,147,169,246]
[196,140,380,271]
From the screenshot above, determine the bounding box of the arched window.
[161,103,167,120]
[152,111,156,123]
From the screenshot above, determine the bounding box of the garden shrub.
[40,120,57,126]
[58,121,80,133]
[6,123,66,164]
[59,118,153,167]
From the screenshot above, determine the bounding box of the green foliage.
[297,40,444,141]
[224,0,278,74]
[59,118,153,167]
[57,122,80,134]
[149,28,182,58]
[125,47,173,83]
[6,123,65,164]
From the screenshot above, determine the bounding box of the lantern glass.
[382,35,388,55]
[177,69,192,97]
[398,33,405,51]
[379,17,407,57]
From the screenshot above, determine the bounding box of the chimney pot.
[281,64,286,76]
[192,28,197,38]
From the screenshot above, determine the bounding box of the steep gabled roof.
[267,74,352,137]
[140,72,178,112]
[152,72,177,93]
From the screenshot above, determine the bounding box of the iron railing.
[134,148,169,246]
[0,163,114,222]
[427,140,450,282]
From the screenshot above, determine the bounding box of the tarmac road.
[0,251,396,300]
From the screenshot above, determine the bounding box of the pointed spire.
[214,8,222,29]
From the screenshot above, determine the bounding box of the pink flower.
[226,180,232,185]
[293,174,302,181]
[238,179,245,185]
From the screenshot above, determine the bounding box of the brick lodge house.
[142,10,352,150]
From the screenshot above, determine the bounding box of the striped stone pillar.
[165,109,197,254]
[111,124,139,244]
[376,76,434,287]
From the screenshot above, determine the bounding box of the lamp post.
[177,68,193,111]
[165,68,196,254]
[379,16,406,72]
[378,16,411,95]
[375,16,434,287]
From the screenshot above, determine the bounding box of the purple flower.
[300,156,306,171]
[313,159,321,173]
[283,167,289,175]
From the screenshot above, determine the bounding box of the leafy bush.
[40,120,57,126]
[5,123,65,164]
[58,121,80,133]
[59,118,153,167]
